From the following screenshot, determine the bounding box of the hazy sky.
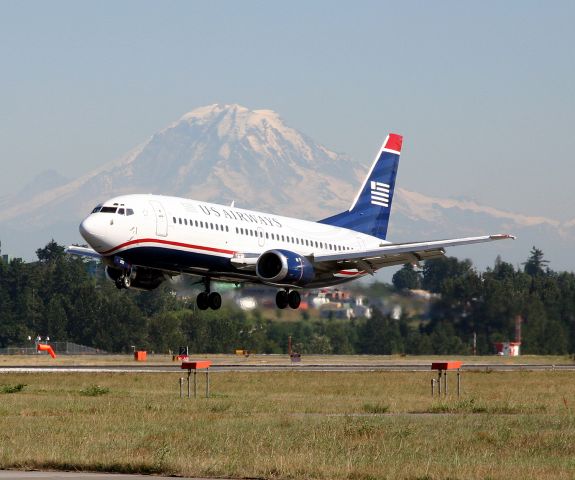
[1,1,574,220]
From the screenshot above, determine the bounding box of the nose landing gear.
[276,289,301,309]
[196,278,222,310]
[114,272,132,289]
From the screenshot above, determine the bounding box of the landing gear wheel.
[276,290,289,309]
[115,275,130,290]
[208,292,222,310]
[196,291,209,310]
[288,290,301,309]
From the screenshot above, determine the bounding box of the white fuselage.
[79,194,385,286]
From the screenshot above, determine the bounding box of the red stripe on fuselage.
[337,270,366,276]
[101,238,236,256]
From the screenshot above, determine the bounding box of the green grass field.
[1,367,575,479]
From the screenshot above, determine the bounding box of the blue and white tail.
[318,133,402,240]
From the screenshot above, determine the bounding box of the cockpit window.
[91,205,102,214]
[100,206,117,214]
[126,208,134,216]
[117,208,125,215]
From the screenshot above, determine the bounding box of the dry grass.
[0,370,574,479]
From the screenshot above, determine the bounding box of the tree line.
[0,241,573,355]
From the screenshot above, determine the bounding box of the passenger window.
[265,233,269,239]
[226,226,229,232]
[184,219,188,225]
[179,218,182,224]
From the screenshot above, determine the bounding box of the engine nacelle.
[106,266,166,291]
[256,249,315,286]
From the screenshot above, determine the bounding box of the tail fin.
[318,133,402,239]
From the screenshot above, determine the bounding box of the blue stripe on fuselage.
[111,245,360,288]
[116,246,234,274]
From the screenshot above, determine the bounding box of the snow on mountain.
[0,103,572,271]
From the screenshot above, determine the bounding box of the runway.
[1,363,574,373]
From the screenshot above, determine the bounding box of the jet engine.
[256,249,315,286]
[106,266,166,291]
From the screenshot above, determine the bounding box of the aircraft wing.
[312,234,516,274]
[65,245,103,260]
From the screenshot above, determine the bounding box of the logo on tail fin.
[370,181,390,207]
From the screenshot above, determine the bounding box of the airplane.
[67,134,515,310]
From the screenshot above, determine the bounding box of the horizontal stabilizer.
[65,245,102,260]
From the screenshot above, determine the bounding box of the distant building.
[236,296,257,311]
[319,304,354,320]
[0,241,9,263]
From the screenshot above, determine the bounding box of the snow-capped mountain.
[0,104,572,271]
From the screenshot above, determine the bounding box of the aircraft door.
[150,200,168,237]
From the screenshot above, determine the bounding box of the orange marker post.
[181,361,212,398]
[431,361,463,397]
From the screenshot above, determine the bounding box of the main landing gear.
[276,289,301,309]
[196,277,222,311]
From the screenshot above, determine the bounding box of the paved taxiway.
[1,363,574,373]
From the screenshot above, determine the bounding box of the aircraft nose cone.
[79,215,103,249]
